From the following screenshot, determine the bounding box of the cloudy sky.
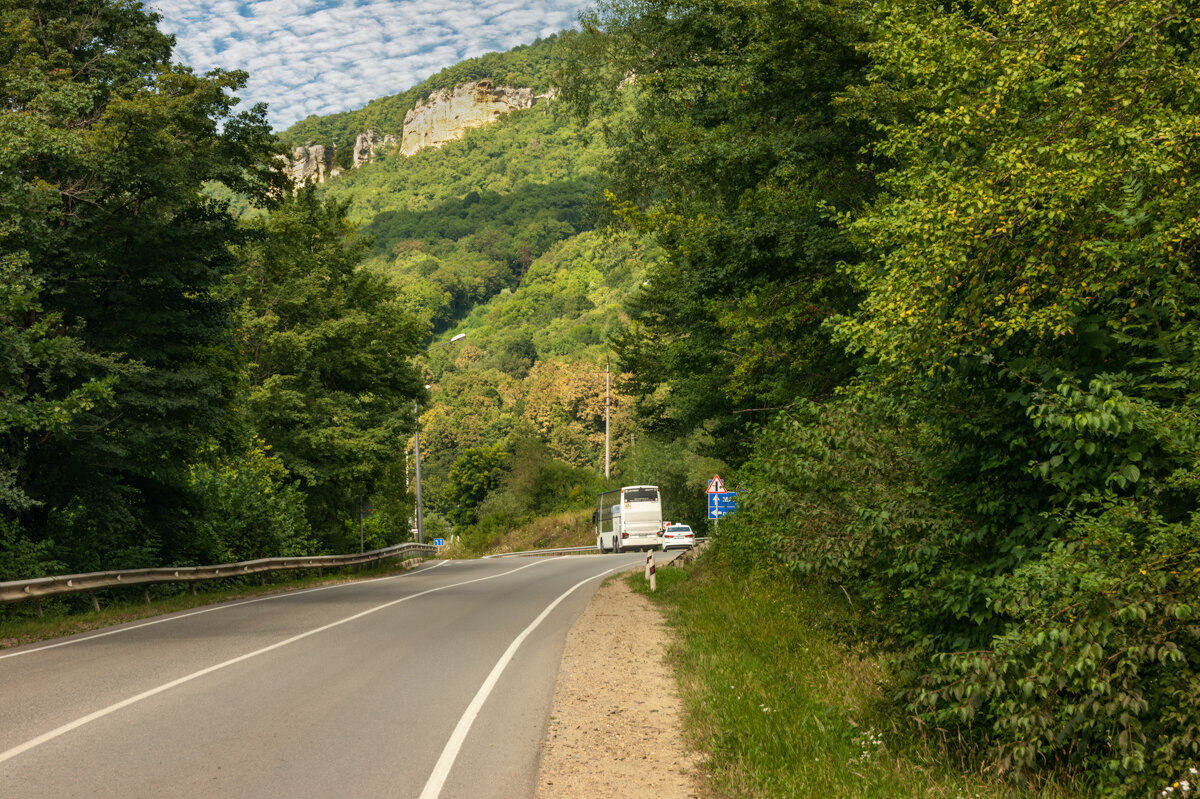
[151,0,594,131]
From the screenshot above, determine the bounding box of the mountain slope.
[277,44,670,545]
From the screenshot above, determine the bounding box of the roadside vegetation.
[565,0,1200,794]
[634,558,1081,799]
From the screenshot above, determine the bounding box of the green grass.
[0,558,431,650]
[630,557,1083,799]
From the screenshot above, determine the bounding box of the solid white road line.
[419,563,618,799]
[0,561,449,662]
[0,559,548,765]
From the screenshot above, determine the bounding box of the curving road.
[0,553,648,798]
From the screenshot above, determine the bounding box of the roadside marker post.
[645,551,653,581]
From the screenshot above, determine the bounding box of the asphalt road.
[0,553,648,798]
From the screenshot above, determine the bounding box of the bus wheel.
[598,538,607,554]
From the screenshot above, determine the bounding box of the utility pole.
[413,398,425,544]
[411,332,465,545]
[605,355,611,481]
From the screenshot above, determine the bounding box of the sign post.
[706,474,736,534]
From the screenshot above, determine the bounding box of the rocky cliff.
[281,144,340,188]
[279,80,553,187]
[400,80,551,156]
[353,129,397,168]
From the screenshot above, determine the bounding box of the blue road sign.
[708,491,737,519]
[433,538,446,546]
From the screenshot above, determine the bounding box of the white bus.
[595,485,663,553]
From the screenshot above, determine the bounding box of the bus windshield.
[623,487,659,502]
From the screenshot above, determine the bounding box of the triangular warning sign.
[706,474,725,494]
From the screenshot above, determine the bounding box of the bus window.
[623,486,659,502]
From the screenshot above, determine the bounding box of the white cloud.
[150,0,590,130]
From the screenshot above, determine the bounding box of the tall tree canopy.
[722,0,1200,791]
[231,190,425,548]
[0,0,281,569]
[559,0,874,455]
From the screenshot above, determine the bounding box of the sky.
[150,0,594,132]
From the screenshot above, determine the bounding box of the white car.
[661,523,695,550]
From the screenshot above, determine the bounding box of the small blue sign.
[433,538,446,546]
[708,492,737,519]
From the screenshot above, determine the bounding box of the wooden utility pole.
[605,355,611,480]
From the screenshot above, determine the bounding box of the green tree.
[0,0,280,570]
[231,190,425,549]
[816,0,1200,790]
[444,444,510,528]
[560,0,873,457]
[187,438,312,562]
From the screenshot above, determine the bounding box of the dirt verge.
[536,569,703,798]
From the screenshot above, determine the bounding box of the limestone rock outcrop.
[277,81,554,187]
[282,144,339,187]
[400,80,551,157]
[353,129,397,168]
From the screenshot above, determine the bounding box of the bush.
[187,440,314,562]
[727,387,1200,794]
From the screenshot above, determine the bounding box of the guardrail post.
[89,592,100,613]
[143,589,151,605]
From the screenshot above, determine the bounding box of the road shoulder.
[536,570,702,798]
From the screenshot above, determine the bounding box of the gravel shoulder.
[536,567,703,798]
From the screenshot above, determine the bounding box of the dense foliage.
[566,0,1200,794]
[0,0,281,572]
[561,0,872,459]
[230,190,425,550]
[0,0,425,592]
[833,1,1200,790]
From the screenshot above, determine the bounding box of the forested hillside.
[285,42,722,546]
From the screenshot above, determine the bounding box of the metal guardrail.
[0,542,438,605]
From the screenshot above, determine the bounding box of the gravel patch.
[536,570,703,798]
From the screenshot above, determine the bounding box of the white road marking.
[0,561,448,662]
[419,563,618,799]
[0,559,547,765]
